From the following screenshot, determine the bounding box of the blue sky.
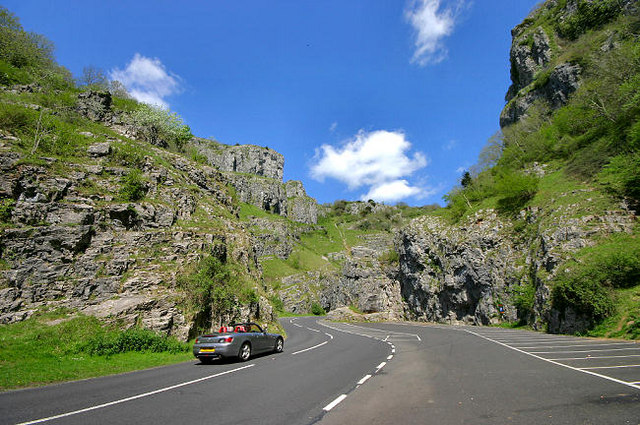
[4,0,539,206]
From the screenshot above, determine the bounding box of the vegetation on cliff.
[442,1,640,337]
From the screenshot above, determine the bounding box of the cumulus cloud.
[405,0,466,66]
[110,53,182,108]
[310,130,430,203]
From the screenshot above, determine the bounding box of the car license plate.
[200,348,215,353]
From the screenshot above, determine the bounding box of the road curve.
[0,317,391,425]
[318,322,640,425]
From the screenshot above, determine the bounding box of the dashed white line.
[307,328,321,333]
[357,375,372,385]
[15,364,255,425]
[323,394,347,412]
[387,355,393,360]
[376,362,387,372]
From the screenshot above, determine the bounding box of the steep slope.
[397,0,640,336]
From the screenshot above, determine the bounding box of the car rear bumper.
[193,343,237,359]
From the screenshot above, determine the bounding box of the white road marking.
[531,347,640,354]
[513,342,637,349]
[578,364,640,370]
[376,362,387,371]
[548,354,640,361]
[291,340,329,355]
[387,355,393,360]
[466,330,640,391]
[15,364,256,425]
[307,328,321,333]
[357,375,372,385]
[323,394,347,411]
[293,323,303,328]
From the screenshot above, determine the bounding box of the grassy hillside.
[441,2,640,338]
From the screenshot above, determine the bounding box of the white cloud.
[405,0,466,66]
[361,180,422,203]
[310,130,430,203]
[110,53,182,108]
[329,122,338,133]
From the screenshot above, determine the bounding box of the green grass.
[0,310,192,391]
[587,285,640,340]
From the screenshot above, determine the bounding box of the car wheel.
[239,342,251,361]
[274,337,284,353]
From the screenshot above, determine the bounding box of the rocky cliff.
[192,138,318,224]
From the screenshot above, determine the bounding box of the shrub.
[119,169,146,202]
[556,0,625,40]
[599,152,640,209]
[495,170,538,216]
[177,255,256,318]
[311,302,325,316]
[125,104,192,151]
[551,273,615,322]
[80,327,189,356]
[511,281,536,319]
[0,198,15,222]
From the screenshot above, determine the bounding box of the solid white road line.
[291,340,329,355]
[323,394,348,412]
[579,364,640,370]
[16,364,256,425]
[548,354,640,361]
[466,330,640,391]
[513,342,637,349]
[531,347,640,354]
[357,375,372,385]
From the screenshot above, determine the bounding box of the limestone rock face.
[192,139,318,224]
[76,91,112,122]
[193,138,284,181]
[396,214,520,325]
[0,149,266,340]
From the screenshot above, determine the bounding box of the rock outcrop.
[0,145,272,340]
[192,138,318,224]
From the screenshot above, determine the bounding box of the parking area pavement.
[465,327,640,389]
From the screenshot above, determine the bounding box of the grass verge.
[0,310,193,391]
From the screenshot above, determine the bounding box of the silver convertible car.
[193,322,284,363]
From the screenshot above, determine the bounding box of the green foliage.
[495,170,539,216]
[556,0,625,40]
[0,311,192,390]
[80,327,189,356]
[552,273,615,322]
[551,234,640,325]
[311,302,325,316]
[511,282,536,320]
[378,248,399,265]
[269,295,284,313]
[177,255,255,318]
[0,6,72,88]
[125,104,192,151]
[0,198,15,222]
[119,168,147,202]
[599,152,640,208]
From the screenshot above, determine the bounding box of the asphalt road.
[1,319,639,425]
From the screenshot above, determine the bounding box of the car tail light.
[220,337,233,343]
[195,338,199,344]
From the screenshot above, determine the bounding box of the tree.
[79,65,108,89]
[460,171,472,188]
